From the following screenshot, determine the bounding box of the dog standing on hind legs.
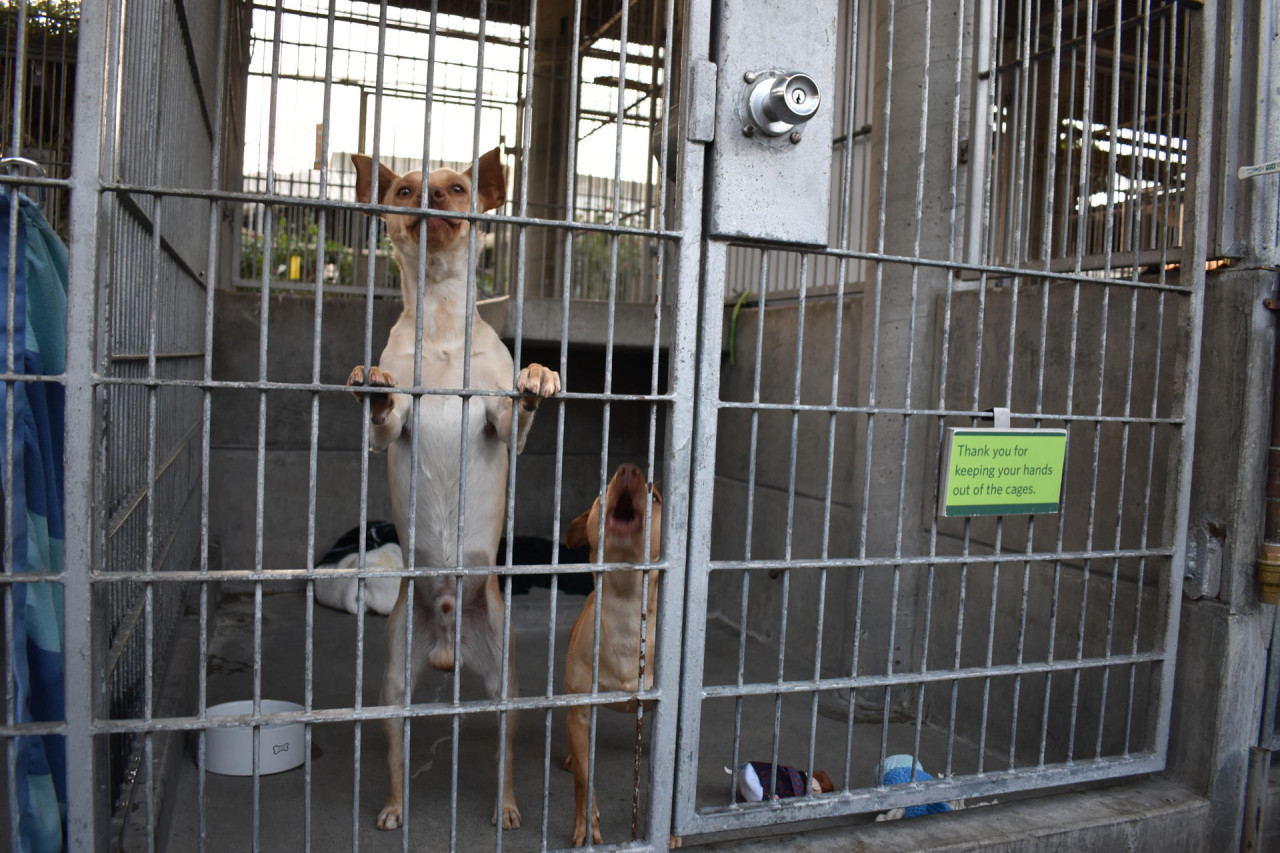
[562,463,663,846]
[346,147,560,832]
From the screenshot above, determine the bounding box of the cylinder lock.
[744,71,821,138]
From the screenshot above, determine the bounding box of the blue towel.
[0,192,68,853]
[875,754,951,818]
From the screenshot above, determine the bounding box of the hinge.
[685,59,717,144]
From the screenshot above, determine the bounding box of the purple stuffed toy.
[735,762,834,801]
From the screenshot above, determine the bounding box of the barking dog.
[562,463,663,846]
[347,147,560,832]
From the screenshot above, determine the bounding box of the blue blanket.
[0,192,68,852]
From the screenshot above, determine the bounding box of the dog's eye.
[451,184,464,194]
[396,186,411,197]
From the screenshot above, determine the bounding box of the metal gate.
[672,0,1207,837]
[55,0,703,849]
[2,0,1213,848]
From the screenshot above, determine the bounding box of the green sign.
[940,428,1067,517]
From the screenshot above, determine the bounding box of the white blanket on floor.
[314,542,402,615]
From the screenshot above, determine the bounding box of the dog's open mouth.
[606,488,644,536]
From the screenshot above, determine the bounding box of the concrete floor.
[162,584,980,852]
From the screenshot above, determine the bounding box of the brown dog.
[562,463,663,846]
[347,147,560,832]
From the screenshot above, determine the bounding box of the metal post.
[65,0,111,847]
[1155,0,1213,763]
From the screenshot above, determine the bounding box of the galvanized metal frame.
[63,0,107,846]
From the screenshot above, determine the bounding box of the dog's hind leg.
[488,650,521,830]
[470,576,522,830]
[378,590,429,831]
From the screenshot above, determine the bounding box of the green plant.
[727,289,752,366]
[240,211,356,288]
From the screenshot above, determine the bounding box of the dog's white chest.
[396,341,499,457]
[379,328,511,568]
[409,391,489,460]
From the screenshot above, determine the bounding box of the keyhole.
[793,89,806,105]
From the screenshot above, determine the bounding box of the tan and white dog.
[562,463,663,847]
[346,147,560,832]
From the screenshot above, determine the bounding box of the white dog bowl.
[202,700,305,776]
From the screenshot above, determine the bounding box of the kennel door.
[672,0,1206,838]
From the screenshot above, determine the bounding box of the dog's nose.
[614,463,642,486]
[430,186,446,204]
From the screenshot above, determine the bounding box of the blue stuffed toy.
[874,754,952,818]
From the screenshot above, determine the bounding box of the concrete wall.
[707,295,866,683]
[1167,268,1277,851]
[208,291,667,575]
[208,292,399,573]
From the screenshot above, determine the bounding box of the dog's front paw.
[347,364,395,390]
[376,802,403,831]
[516,363,561,411]
[571,818,601,847]
[571,804,601,846]
[494,802,522,830]
[347,365,396,424]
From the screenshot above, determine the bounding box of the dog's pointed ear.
[564,507,593,552]
[351,154,399,210]
[467,146,506,212]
